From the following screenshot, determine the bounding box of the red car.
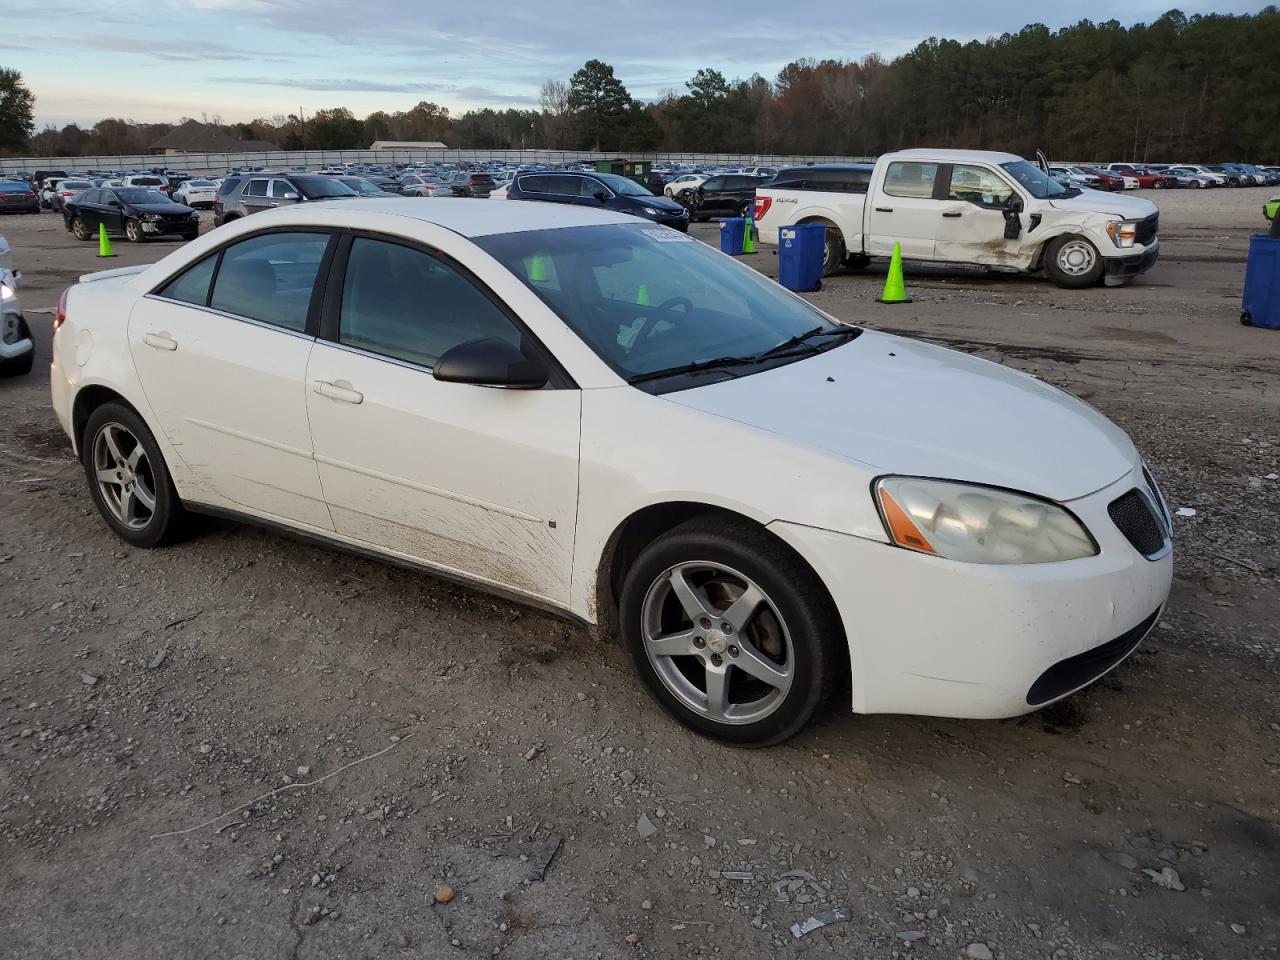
[1112,165,1178,189]
[1083,168,1125,191]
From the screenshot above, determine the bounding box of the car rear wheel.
[82,402,185,548]
[619,516,841,746]
[1045,234,1103,288]
[71,217,91,241]
[125,219,145,243]
[736,200,752,219]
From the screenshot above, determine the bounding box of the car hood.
[130,202,194,215]
[1048,189,1157,219]
[621,194,684,212]
[665,331,1136,502]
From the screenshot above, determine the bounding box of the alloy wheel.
[640,561,794,725]
[92,422,157,530]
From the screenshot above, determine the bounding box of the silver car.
[213,173,358,225]
[401,176,452,197]
[50,178,95,212]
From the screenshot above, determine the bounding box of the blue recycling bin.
[778,223,826,293]
[719,217,745,256]
[1242,233,1280,329]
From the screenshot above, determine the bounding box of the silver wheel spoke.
[96,468,120,485]
[122,489,142,524]
[133,480,157,512]
[102,426,126,465]
[721,583,764,633]
[703,668,729,720]
[733,639,789,689]
[648,628,697,658]
[668,567,716,622]
[127,445,145,469]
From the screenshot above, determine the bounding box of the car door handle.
[942,211,963,218]
[875,207,893,213]
[313,380,363,404]
[143,332,178,351]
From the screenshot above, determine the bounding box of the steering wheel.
[634,296,693,345]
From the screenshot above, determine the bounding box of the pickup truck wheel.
[1045,235,1103,288]
[821,228,846,277]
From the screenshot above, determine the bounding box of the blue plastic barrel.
[1242,234,1280,329]
[778,223,826,292]
[719,217,745,256]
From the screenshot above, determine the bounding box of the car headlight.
[640,206,661,216]
[143,213,163,222]
[189,212,199,220]
[874,477,1098,564]
[1106,220,1138,248]
[0,282,15,301]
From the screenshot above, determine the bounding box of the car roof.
[889,148,1024,164]
[290,197,640,237]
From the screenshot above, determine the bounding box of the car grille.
[1135,214,1158,245]
[1026,608,1160,705]
[1108,489,1167,558]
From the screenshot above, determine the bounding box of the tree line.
[4,7,1279,162]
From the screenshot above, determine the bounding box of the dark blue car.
[506,171,689,232]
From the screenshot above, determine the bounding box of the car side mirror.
[107,199,121,207]
[282,192,299,201]
[593,191,609,203]
[434,338,549,389]
[1003,202,1022,239]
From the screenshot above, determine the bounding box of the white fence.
[1,148,876,177]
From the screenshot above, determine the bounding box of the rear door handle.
[313,380,364,404]
[143,332,178,351]
[874,207,893,213]
[942,211,963,218]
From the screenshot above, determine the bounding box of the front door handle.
[143,332,178,351]
[942,211,963,218]
[875,207,894,213]
[313,380,363,404]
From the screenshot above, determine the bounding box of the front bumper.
[1102,240,1159,284]
[768,463,1173,719]
[1,310,33,364]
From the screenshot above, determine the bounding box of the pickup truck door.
[932,164,1034,269]
[865,161,940,259]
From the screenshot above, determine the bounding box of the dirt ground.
[1,188,1277,960]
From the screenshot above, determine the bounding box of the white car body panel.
[50,198,1173,722]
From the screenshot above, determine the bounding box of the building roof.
[148,119,279,153]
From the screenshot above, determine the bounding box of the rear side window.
[517,175,548,193]
[246,179,268,198]
[157,255,217,306]
[883,162,939,199]
[210,232,330,332]
[217,177,242,196]
[338,237,520,368]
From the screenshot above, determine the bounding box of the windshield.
[475,223,854,387]
[597,173,651,197]
[130,178,164,186]
[290,176,358,199]
[114,188,169,204]
[1000,160,1068,199]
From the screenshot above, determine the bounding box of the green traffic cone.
[878,241,910,304]
[742,217,756,254]
[97,222,117,258]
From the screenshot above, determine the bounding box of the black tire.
[619,515,842,746]
[81,402,185,548]
[71,217,91,241]
[813,222,845,277]
[125,219,145,243]
[736,200,752,218]
[843,253,871,271]
[1044,234,1104,289]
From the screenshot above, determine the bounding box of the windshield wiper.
[756,325,860,360]
[628,355,761,384]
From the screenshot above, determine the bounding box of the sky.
[2,0,1271,130]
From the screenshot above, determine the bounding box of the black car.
[766,163,875,194]
[64,186,199,243]
[448,171,496,197]
[507,171,689,231]
[683,173,769,222]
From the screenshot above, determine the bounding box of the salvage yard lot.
[1,187,1277,959]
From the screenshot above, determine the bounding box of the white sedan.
[174,178,219,208]
[663,173,710,198]
[50,199,1173,744]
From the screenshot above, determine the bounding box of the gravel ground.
[1,186,1278,960]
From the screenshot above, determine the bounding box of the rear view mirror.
[434,338,548,389]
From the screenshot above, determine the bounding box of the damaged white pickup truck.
[752,149,1160,288]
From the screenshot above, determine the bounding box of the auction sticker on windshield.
[641,228,692,243]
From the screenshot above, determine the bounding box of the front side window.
[701,177,725,192]
[209,232,330,332]
[158,255,217,306]
[338,238,520,368]
[269,180,295,198]
[476,223,854,385]
[883,162,939,199]
[948,164,1015,209]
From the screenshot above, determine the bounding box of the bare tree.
[538,79,573,148]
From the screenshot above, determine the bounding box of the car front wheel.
[620,516,841,746]
[82,402,185,548]
[1045,234,1103,288]
[125,219,145,243]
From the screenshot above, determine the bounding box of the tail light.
[754,196,772,220]
[62,191,75,197]
[54,288,69,332]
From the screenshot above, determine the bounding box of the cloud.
[213,76,538,104]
